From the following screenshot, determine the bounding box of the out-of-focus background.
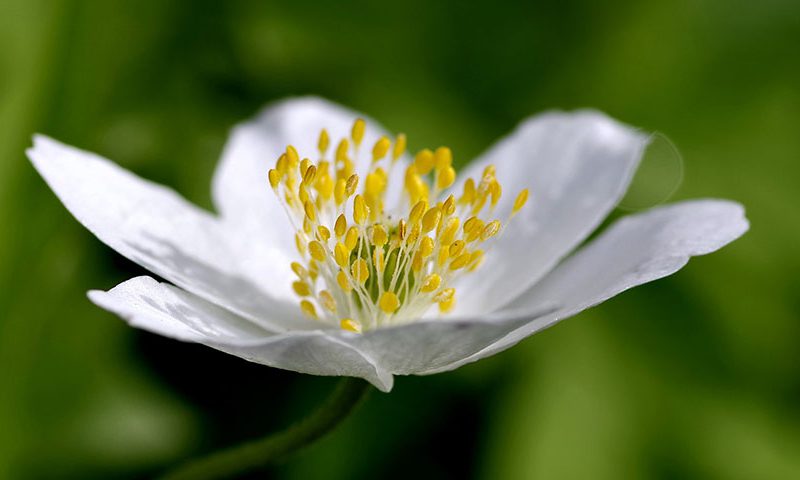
[1,0,798,478]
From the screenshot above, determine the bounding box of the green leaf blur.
[1,0,797,478]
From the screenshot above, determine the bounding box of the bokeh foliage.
[1,0,798,478]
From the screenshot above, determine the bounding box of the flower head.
[268,118,528,332]
[28,97,748,391]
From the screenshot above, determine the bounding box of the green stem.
[159,377,372,480]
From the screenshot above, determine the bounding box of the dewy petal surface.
[89,276,554,391]
[28,135,310,332]
[422,199,749,374]
[211,97,405,301]
[452,111,649,316]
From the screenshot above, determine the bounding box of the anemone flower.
[28,97,748,393]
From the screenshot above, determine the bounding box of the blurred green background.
[1,0,798,478]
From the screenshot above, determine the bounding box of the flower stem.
[159,377,372,480]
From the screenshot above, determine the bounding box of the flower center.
[268,118,528,333]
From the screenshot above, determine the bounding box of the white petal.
[346,307,555,376]
[90,276,394,391]
[91,276,555,390]
[28,135,309,332]
[211,97,406,299]
[88,276,271,342]
[423,199,749,374]
[452,111,649,316]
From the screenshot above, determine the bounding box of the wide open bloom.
[29,97,748,391]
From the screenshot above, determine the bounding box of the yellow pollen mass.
[268,118,528,330]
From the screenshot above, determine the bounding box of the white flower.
[28,97,748,392]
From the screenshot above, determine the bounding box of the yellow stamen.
[351,118,366,146]
[379,292,400,314]
[268,118,528,329]
[340,318,362,333]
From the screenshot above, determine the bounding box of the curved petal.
[422,199,749,374]
[451,111,649,316]
[345,307,555,376]
[90,276,394,391]
[28,135,310,332]
[212,97,406,298]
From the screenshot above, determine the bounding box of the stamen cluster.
[268,119,528,332]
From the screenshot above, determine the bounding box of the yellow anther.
[351,258,370,284]
[345,226,359,250]
[489,180,502,207]
[437,165,456,189]
[365,171,386,196]
[319,290,337,312]
[295,233,306,255]
[298,184,310,204]
[318,129,330,155]
[461,178,476,204]
[300,300,317,319]
[434,146,452,171]
[303,164,317,185]
[414,149,435,175]
[302,216,313,234]
[412,251,423,272]
[513,189,529,214]
[450,252,471,270]
[373,248,385,272]
[468,250,485,271]
[316,175,334,200]
[437,246,450,267]
[308,240,326,262]
[379,292,400,314]
[336,139,349,162]
[408,201,427,226]
[371,224,388,246]
[292,281,311,297]
[434,288,455,303]
[372,136,391,161]
[353,194,369,225]
[303,200,316,222]
[345,174,359,196]
[421,206,442,233]
[268,169,281,189]
[463,216,480,233]
[340,318,362,333]
[317,225,331,242]
[392,133,406,161]
[483,164,496,178]
[334,214,347,237]
[419,236,434,257]
[308,261,319,280]
[442,195,456,216]
[352,118,366,146]
[421,274,442,293]
[337,270,352,292]
[439,295,455,313]
[406,223,420,244]
[481,220,501,240]
[299,157,312,176]
[465,219,485,242]
[398,219,407,240]
[334,178,347,204]
[440,217,460,245]
[276,153,288,175]
[449,240,465,257]
[334,242,350,268]
[286,145,299,166]
[290,262,307,278]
